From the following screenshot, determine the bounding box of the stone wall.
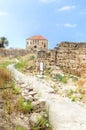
[56,42,86,77]
[35,50,56,71]
[0,48,29,57]
[0,42,86,78]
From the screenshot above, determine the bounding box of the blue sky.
[0,0,86,49]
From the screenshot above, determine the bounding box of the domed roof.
[27,35,47,40]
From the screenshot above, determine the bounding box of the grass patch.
[0,57,14,68]
[15,60,28,72]
[13,86,21,95]
[16,125,24,130]
[16,96,32,114]
[54,74,67,83]
[0,68,12,88]
[31,113,52,130]
[52,84,59,92]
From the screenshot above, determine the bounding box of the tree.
[0,37,8,48]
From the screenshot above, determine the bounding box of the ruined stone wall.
[0,48,29,57]
[0,42,86,77]
[35,50,56,70]
[56,42,86,77]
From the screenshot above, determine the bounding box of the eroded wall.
[56,42,86,77]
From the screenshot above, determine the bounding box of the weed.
[32,114,52,130]
[3,101,14,114]
[15,60,28,72]
[16,96,32,113]
[13,86,21,95]
[16,125,24,130]
[71,96,76,102]
[30,55,35,60]
[1,89,13,100]
[52,85,59,92]
[0,68,11,82]
[44,67,52,76]
[66,89,75,98]
[54,74,67,83]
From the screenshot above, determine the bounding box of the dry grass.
[0,68,12,88]
[76,79,86,94]
[76,79,86,88]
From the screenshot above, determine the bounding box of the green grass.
[13,86,21,95]
[54,74,67,83]
[15,60,28,72]
[16,125,24,130]
[0,58,14,68]
[52,84,59,92]
[32,113,52,130]
[16,96,32,114]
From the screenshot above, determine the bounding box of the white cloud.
[56,23,77,28]
[0,12,8,16]
[58,5,75,11]
[39,0,56,3]
[63,23,77,28]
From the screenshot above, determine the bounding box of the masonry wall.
[0,42,86,78]
[0,48,29,57]
[56,42,86,77]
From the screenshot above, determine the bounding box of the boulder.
[29,113,41,126]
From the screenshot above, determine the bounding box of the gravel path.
[8,64,86,130]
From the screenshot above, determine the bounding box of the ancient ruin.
[56,42,86,77]
[0,36,86,78]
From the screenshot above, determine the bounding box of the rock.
[29,113,42,126]
[38,99,46,107]
[32,99,46,112]
[29,91,37,96]
[28,88,34,92]
[24,95,33,102]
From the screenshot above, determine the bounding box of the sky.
[0,0,86,49]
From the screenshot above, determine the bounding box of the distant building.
[26,35,48,51]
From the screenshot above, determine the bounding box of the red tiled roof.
[26,35,47,40]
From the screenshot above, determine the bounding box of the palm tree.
[0,37,8,48]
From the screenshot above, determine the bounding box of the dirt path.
[8,64,86,130]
